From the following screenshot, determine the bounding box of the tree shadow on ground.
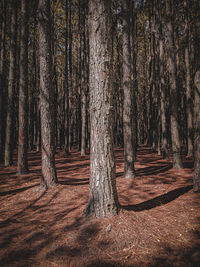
[0,184,39,197]
[136,163,173,176]
[59,178,89,186]
[122,185,193,212]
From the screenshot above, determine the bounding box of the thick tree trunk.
[38,0,57,188]
[17,0,29,174]
[122,0,136,178]
[193,69,200,192]
[4,1,18,166]
[84,0,119,218]
[166,0,183,169]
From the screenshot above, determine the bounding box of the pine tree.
[38,0,58,188]
[84,0,119,217]
[17,0,29,174]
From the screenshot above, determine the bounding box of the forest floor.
[0,146,199,267]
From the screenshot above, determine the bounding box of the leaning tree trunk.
[38,0,57,188]
[165,0,183,169]
[84,0,119,218]
[4,1,18,166]
[122,0,136,178]
[17,0,29,174]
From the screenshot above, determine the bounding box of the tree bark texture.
[166,0,183,169]
[184,0,193,157]
[130,0,138,160]
[4,0,18,166]
[38,0,57,188]
[158,0,168,158]
[81,0,87,156]
[0,0,6,160]
[68,0,73,151]
[29,5,37,151]
[193,70,200,192]
[17,0,29,174]
[149,0,157,151]
[85,0,119,218]
[122,0,136,178]
[64,0,69,154]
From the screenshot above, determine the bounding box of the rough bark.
[122,0,136,178]
[29,4,37,151]
[81,0,87,156]
[166,0,183,169]
[38,0,57,188]
[68,0,73,151]
[17,0,29,174]
[81,82,86,156]
[193,69,200,192]
[84,0,119,218]
[130,0,137,160]
[64,0,69,154]
[0,0,6,160]
[158,0,168,158]
[4,1,18,166]
[184,0,193,157]
[149,0,157,151]
[193,0,200,191]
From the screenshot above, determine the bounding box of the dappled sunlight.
[0,146,199,266]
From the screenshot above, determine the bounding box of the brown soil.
[0,146,199,267]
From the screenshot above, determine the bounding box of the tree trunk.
[68,0,73,151]
[184,0,193,157]
[36,101,41,152]
[64,0,69,154]
[166,0,183,169]
[192,0,200,191]
[193,69,200,192]
[38,0,57,188]
[122,0,136,178]
[17,0,29,174]
[149,0,157,151]
[81,0,87,156]
[84,0,119,218]
[4,0,18,166]
[130,0,138,160]
[0,0,6,161]
[81,82,86,156]
[157,0,168,158]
